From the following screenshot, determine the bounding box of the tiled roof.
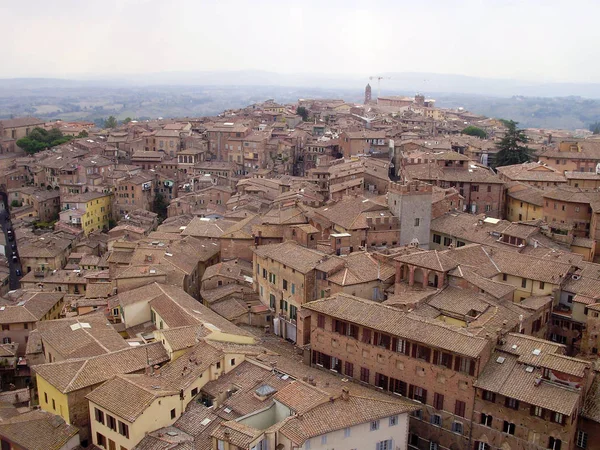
[304,293,489,358]
[327,252,395,286]
[582,373,600,423]
[279,393,417,445]
[35,312,129,359]
[253,241,341,274]
[159,325,208,353]
[87,374,179,422]
[0,292,64,324]
[33,342,169,393]
[497,162,566,182]
[0,410,78,450]
[474,352,581,416]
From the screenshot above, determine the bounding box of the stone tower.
[364,84,372,105]
[387,180,433,249]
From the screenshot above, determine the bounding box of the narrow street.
[0,195,21,291]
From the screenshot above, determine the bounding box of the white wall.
[299,413,409,450]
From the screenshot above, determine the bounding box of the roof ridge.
[64,360,89,393]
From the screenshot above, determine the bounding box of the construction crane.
[369,76,390,99]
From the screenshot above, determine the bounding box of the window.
[443,236,453,246]
[321,435,327,445]
[540,281,545,289]
[531,405,544,417]
[291,283,295,294]
[411,385,427,404]
[433,234,441,244]
[433,393,444,410]
[430,414,442,426]
[304,439,310,450]
[317,314,325,328]
[503,420,516,435]
[230,358,236,366]
[452,421,463,434]
[455,400,466,418]
[290,305,297,320]
[362,328,372,343]
[1,325,8,331]
[360,367,370,383]
[480,413,493,427]
[44,392,48,403]
[414,218,420,227]
[191,388,198,397]
[476,443,490,450]
[118,421,129,438]
[107,415,116,431]
[576,430,588,448]
[505,397,519,410]
[389,415,398,426]
[269,294,275,309]
[521,278,527,288]
[97,433,106,448]
[429,442,439,450]
[552,412,565,424]
[502,273,507,281]
[370,420,380,431]
[344,427,351,438]
[482,390,495,403]
[95,408,104,424]
[548,437,562,450]
[344,361,354,377]
[376,440,392,450]
[283,279,288,290]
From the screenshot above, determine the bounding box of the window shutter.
[411,344,417,358]
[422,389,428,404]
[433,350,439,365]
[332,319,336,332]
[408,385,414,399]
[469,359,476,376]
[374,332,380,346]
[454,356,461,371]
[392,337,398,352]
[530,405,535,416]
[405,342,411,355]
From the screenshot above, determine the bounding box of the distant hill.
[0,73,599,129]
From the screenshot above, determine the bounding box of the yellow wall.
[36,373,70,423]
[90,393,183,450]
[506,196,541,222]
[492,273,557,302]
[82,194,112,235]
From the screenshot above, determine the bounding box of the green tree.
[10,200,21,208]
[16,127,71,154]
[152,192,168,220]
[77,130,89,138]
[461,126,487,139]
[122,117,132,125]
[296,106,309,121]
[590,122,600,135]
[495,120,534,167]
[104,116,118,128]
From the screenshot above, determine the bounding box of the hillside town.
[1,89,600,450]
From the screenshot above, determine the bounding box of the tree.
[104,116,118,128]
[122,117,132,125]
[296,106,309,122]
[10,200,21,208]
[77,130,89,138]
[462,126,487,139]
[590,122,600,135]
[16,127,71,154]
[152,192,168,221]
[495,120,534,167]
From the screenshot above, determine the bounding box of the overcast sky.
[2,0,598,83]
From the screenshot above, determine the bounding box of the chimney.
[341,387,350,401]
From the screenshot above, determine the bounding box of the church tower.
[364,83,372,104]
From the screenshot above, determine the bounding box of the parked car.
[15,269,21,277]
[11,255,17,263]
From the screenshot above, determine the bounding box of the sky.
[2,0,599,83]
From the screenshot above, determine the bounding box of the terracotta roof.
[304,293,489,358]
[279,393,417,445]
[159,325,208,353]
[474,352,581,416]
[253,241,342,274]
[327,252,395,286]
[0,410,78,450]
[33,342,169,393]
[0,292,64,324]
[87,374,179,422]
[35,312,129,359]
[497,162,566,182]
[582,374,600,423]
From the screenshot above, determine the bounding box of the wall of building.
[37,374,70,423]
[388,182,432,249]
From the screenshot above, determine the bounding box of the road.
[0,197,21,291]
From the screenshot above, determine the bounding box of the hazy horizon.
[3,0,600,83]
